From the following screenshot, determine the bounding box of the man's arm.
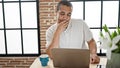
[87,38,100,64]
[46,29,61,59]
[87,39,97,54]
[46,20,69,58]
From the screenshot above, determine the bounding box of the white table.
[30,57,107,68]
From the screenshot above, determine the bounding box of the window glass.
[0,0,39,56]
[0,30,5,54]
[102,1,119,27]
[4,0,19,1]
[85,1,101,27]
[71,2,83,19]
[4,3,20,28]
[23,30,38,54]
[0,3,3,28]
[6,30,22,54]
[21,2,37,28]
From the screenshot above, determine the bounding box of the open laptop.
[51,48,90,68]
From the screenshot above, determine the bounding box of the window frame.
[68,0,120,56]
[0,0,40,57]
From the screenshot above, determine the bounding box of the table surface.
[30,56,107,68]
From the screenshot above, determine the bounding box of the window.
[71,0,119,56]
[0,0,40,56]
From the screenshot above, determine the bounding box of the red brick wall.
[0,0,61,68]
[40,0,61,53]
[0,57,37,68]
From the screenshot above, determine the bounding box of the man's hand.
[56,19,69,33]
[90,54,100,64]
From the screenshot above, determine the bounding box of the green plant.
[100,24,120,53]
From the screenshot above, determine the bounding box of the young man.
[46,0,100,64]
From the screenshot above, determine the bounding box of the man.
[46,0,100,64]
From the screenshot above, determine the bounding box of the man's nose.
[63,15,68,19]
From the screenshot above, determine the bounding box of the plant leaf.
[103,24,109,32]
[103,24,112,40]
[100,31,104,38]
[111,31,117,40]
[117,27,120,35]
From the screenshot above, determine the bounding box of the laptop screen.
[51,48,90,68]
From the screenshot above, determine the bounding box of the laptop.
[51,48,90,68]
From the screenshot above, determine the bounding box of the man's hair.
[56,0,73,12]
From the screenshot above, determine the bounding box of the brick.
[0,60,9,63]
[50,2,57,5]
[0,63,6,66]
[40,2,49,5]
[10,60,24,63]
[21,62,32,65]
[15,65,29,68]
[13,57,28,60]
[41,46,46,49]
[2,65,15,68]
[40,0,54,2]
[27,57,36,60]
[41,42,46,45]
[55,0,61,2]
[7,63,20,66]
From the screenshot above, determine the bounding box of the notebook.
[51,48,90,68]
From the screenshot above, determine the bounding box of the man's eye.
[68,13,71,16]
[60,12,65,15]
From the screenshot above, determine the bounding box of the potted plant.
[100,24,120,68]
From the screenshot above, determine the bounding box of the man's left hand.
[90,54,100,64]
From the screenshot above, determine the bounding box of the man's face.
[57,5,72,23]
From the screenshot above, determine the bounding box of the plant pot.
[106,52,120,68]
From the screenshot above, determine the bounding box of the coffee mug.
[39,54,49,66]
